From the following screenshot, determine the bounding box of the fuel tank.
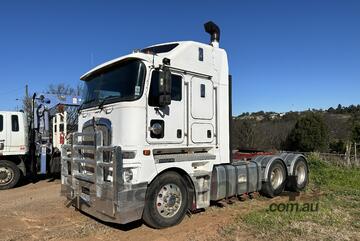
[210,161,262,201]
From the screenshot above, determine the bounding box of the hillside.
[232,105,360,152]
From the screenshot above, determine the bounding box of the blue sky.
[0,0,359,115]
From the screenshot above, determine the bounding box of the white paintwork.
[52,112,67,150]
[191,77,214,120]
[78,41,229,191]
[146,71,185,145]
[191,123,214,143]
[0,111,28,156]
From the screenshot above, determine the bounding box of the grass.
[218,153,360,241]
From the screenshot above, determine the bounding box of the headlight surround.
[123,168,134,183]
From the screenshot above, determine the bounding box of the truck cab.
[61,22,309,228]
[0,111,28,189]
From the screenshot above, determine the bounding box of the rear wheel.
[288,158,308,192]
[260,159,287,197]
[143,171,189,229]
[0,160,21,190]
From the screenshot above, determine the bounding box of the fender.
[252,155,288,182]
[280,153,307,175]
[17,159,26,176]
[0,156,26,176]
[149,166,198,210]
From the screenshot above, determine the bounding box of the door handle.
[0,140,5,142]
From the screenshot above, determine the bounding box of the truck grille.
[79,120,112,176]
[61,131,123,218]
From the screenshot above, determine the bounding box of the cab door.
[8,114,22,153]
[0,113,7,153]
[146,70,185,144]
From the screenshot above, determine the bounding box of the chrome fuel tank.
[210,161,262,201]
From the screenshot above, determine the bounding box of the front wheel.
[0,160,21,190]
[143,171,189,229]
[260,159,287,198]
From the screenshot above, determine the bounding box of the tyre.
[0,160,21,190]
[143,171,189,229]
[287,157,308,192]
[260,159,287,198]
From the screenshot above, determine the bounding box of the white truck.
[0,101,71,190]
[0,112,28,189]
[61,22,309,228]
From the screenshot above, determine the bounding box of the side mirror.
[158,66,172,107]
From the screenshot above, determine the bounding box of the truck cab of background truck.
[61,22,308,228]
[0,111,28,190]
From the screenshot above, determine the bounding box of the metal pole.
[30,93,37,180]
[64,111,67,144]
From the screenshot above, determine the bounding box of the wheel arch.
[0,155,26,176]
[252,155,288,182]
[280,153,308,175]
[289,154,308,175]
[148,167,196,211]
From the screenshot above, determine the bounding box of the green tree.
[232,119,255,149]
[286,113,329,152]
[336,104,343,114]
[329,139,346,154]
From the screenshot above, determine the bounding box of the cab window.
[148,71,182,106]
[11,115,19,132]
[0,115,3,132]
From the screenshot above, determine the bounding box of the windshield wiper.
[78,98,96,112]
[98,95,119,110]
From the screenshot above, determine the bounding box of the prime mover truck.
[61,22,309,228]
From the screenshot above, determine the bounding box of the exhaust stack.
[204,21,220,48]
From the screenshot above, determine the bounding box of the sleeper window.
[11,115,19,132]
[201,84,206,98]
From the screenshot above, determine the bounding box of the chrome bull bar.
[61,130,123,218]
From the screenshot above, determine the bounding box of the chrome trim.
[154,153,216,164]
[61,129,147,224]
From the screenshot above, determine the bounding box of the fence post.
[346,143,351,166]
[355,142,359,167]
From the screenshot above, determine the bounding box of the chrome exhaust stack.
[204,21,220,48]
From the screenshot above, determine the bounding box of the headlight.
[150,123,163,135]
[122,151,136,159]
[123,169,133,183]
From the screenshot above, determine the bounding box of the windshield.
[81,59,146,109]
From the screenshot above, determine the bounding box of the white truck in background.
[61,22,309,228]
[0,112,28,189]
[0,101,71,190]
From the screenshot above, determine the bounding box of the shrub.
[285,113,329,152]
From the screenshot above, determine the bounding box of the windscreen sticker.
[135,86,141,96]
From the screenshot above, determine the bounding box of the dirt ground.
[0,179,288,241]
